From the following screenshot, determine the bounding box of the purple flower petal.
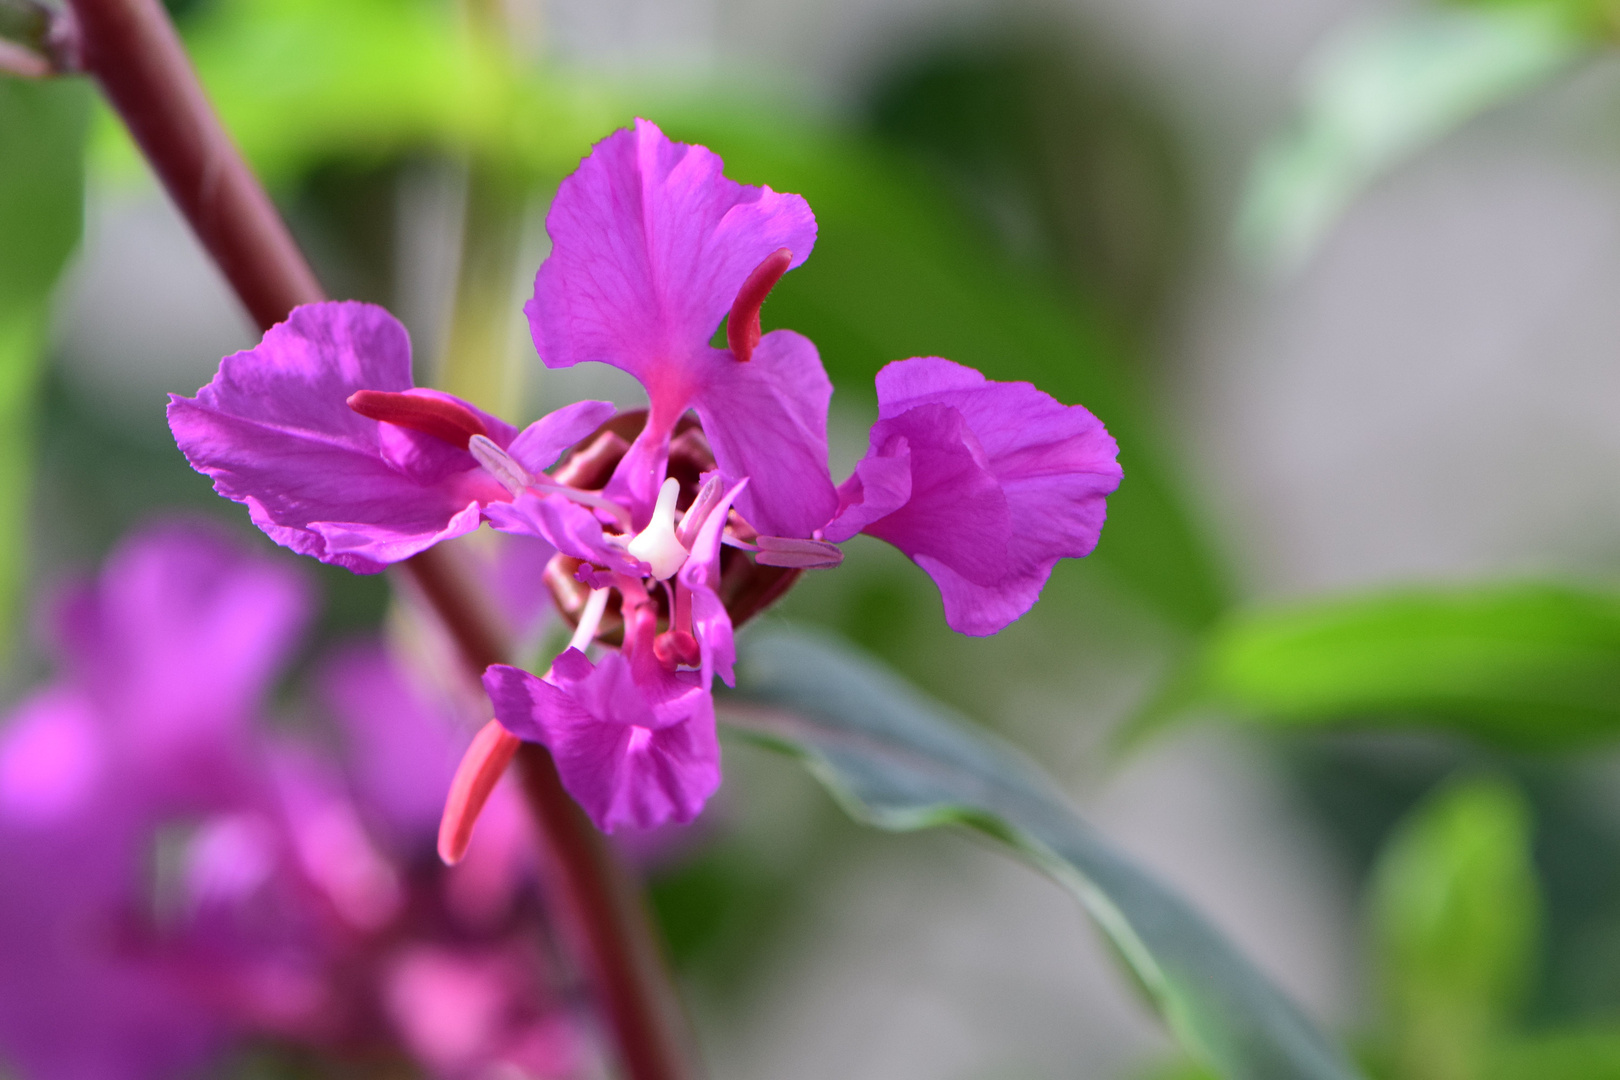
[486,655,720,833]
[527,118,815,391]
[169,302,513,572]
[506,399,619,477]
[693,330,837,538]
[0,689,104,825]
[52,520,311,775]
[484,493,645,579]
[830,358,1122,636]
[527,119,819,523]
[319,641,466,845]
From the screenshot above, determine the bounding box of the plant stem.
[439,161,530,414]
[67,1,696,1075]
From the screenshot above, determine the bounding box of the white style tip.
[626,477,690,580]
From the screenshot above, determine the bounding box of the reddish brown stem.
[67,1,695,1076]
[68,0,321,328]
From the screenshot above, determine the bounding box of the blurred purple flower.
[0,522,582,1080]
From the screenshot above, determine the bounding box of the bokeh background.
[10,0,1620,1075]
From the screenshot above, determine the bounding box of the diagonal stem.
[65,1,697,1076]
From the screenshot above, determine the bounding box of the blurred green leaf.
[1140,583,1620,749]
[0,77,88,648]
[94,0,624,185]
[127,0,1228,628]
[725,626,1364,1080]
[1370,777,1538,1080]
[1237,4,1586,273]
[668,112,1228,629]
[1486,1028,1620,1079]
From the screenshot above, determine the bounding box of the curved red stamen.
[726,247,793,363]
[348,389,489,450]
[653,630,700,670]
[437,719,521,865]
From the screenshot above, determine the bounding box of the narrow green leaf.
[725,627,1363,1080]
[1370,777,1539,1080]
[1149,583,1620,749]
[1486,1028,1620,1080]
[1237,4,1586,272]
[0,78,89,649]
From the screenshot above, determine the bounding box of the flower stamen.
[674,475,724,549]
[467,434,532,496]
[569,587,612,652]
[436,719,521,866]
[347,389,488,449]
[727,247,793,363]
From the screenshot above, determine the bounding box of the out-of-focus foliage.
[727,627,1365,1080]
[865,33,1191,336]
[108,0,1226,632]
[1237,2,1587,272]
[0,79,87,649]
[672,112,1227,630]
[1486,1028,1620,1078]
[1368,777,1539,1080]
[1136,583,1620,748]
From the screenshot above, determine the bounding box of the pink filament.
[348,389,489,450]
[726,248,793,363]
[437,719,521,865]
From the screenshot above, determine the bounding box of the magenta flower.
[0,522,583,1080]
[171,118,1120,840]
[169,301,615,572]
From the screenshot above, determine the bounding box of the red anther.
[726,247,793,363]
[437,719,521,865]
[348,389,489,450]
[653,630,701,670]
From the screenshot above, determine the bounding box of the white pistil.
[626,477,689,580]
[568,587,612,653]
[467,434,532,496]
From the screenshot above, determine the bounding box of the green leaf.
[1237,4,1587,273]
[1144,583,1620,749]
[1486,1028,1620,1080]
[665,112,1228,629]
[1370,776,1539,1080]
[0,77,89,649]
[93,0,624,186]
[724,626,1364,1080]
[126,0,1229,628]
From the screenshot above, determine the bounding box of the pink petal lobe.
[485,657,720,833]
[169,302,505,572]
[834,357,1122,636]
[526,119,816,389]
[693,330,837,538]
